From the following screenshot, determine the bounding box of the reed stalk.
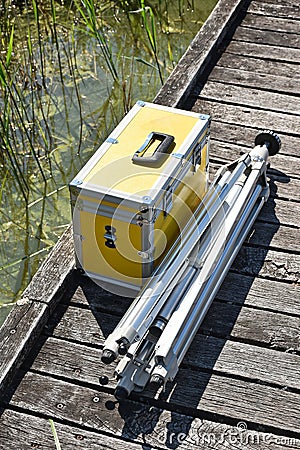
[75,0,119,82]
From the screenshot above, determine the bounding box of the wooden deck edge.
[21,225,75,309]
[0,226,75,400]
[0,300,49,398]
[154,0,251,108]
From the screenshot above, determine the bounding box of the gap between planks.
[248,0,300,21]
[2,396,299,450]
[6,370,300,437]
[192,99,300,142]
[38,303,300,386]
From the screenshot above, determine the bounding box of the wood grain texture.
[9,371,300,435]
[218,272,299,315]
[1,0,300,447]
[210,163,300,202]
[226,40,300,63]
[193,99,300,136]
[204,301,300,350]
[248,0,300,20]
[234,27,300,49]
[232,246,300,282]
[217,53,300,80]
[209,120,300,158]
[154,0,250,107]
[21,226,75,309]
[50,299,300,351]
[242,13,300,34]
[0,409,153,450]
[63,272,300,352]
[208,65,300,96]
[167,367,300,433]
[3,385,299,450]
[70,271,300,317]
[246,221,299,253]
[210,141,300,180]
[0,300,48,398]
[200,82,300,115]
[32,333,299,391]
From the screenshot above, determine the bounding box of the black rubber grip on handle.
[132,132,174,168]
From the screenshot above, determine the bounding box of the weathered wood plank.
[219,272,299,315]
[242,13,300,35]
[167,368,300,433]
[72,262,300,316]
[51,286,300,352]
[248,0,300,20]
[232,246,300,282]
[70,266,299,318]
[69,280,131,314]
[205,301,300,350]
[234,27,300,49]
[49,305,119,346]
[154,0,250,107]
[210,121,300,158]
[0,227,75,400]
[226,40,300,63]
[208,65,300,96]
[1,409,299,450]
[265,176,300,202]
[217,53,300,80]
[0,409,154,450]
[248,221,299,253]
[0,299,48,398]
[32,333,300,390]
[186,335,299,388]
[200,82,300,115]
[210,140,300,180]
[21,226,75,310]
[0,378,299,450]
[9,371,300,435]
[193,98,300,137]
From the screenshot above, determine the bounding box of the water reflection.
[0,0,217,308]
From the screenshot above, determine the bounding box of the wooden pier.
[0,0,299,448]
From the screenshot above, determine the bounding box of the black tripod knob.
[254,130,281,156]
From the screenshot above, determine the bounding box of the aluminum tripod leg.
[101,153,256,363]
[99,130,281,399]
[151,186,267,385]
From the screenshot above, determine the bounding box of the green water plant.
[0,0,218,309]
[75,0,119,81]
[138,0,163,84]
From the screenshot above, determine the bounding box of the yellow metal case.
[69,101,210,295]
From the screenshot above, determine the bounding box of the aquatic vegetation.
[0,0,217,309]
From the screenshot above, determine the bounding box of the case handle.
[132,132,174,168]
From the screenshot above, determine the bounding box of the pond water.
[0,0,217,324]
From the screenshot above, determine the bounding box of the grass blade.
[6,25,14,67]
[49,419,62,450]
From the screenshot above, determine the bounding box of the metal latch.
[104,225,117,248]
[163,185,173,215]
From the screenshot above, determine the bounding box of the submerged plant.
[0,0,218,307]
[137,0,164,84]
[75,0,119,81]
